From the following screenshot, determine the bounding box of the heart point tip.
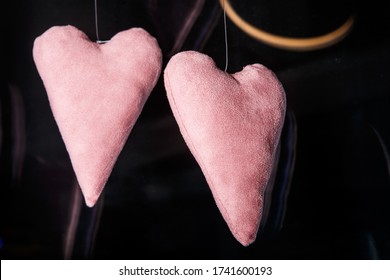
[237,236,256,247]
[231,229,258,247]
[84,197,98,208]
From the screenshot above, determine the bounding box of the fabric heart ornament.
[164,51,286,246]
[33,25,162,207]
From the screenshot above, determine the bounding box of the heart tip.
[85,200,96,208]
[236,236,256,247]
[84,196,98,208]
[230,225,259,246]
[79,187,101,208]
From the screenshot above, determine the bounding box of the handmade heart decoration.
[33,25,162,207]
[164,51,286,246]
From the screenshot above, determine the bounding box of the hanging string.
[94,0,100,42]
[223,0,229,72]
[94,0,109,43]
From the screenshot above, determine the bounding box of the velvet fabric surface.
[164,51,286,246]
[33,26,162,207]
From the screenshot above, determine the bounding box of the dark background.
[1,0,389,259]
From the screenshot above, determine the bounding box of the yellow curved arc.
[220,0,355,51]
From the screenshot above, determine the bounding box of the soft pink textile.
[33,26,162,207]
[164,51,286,246]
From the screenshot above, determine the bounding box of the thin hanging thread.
[223,0,229,72]
[94,0,100,42]
[94,0,109,43]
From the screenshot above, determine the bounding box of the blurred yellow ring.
[219,0,355,51]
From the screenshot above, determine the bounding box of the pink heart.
[33,25,162,207]
[164,51,286,246]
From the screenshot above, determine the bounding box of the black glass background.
[1,0,389,259]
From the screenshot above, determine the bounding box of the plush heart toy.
[33,25,162,207]
[164,51,286,246]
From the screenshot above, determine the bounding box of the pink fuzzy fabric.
[33,26,162,207]
[164,51,286,246]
